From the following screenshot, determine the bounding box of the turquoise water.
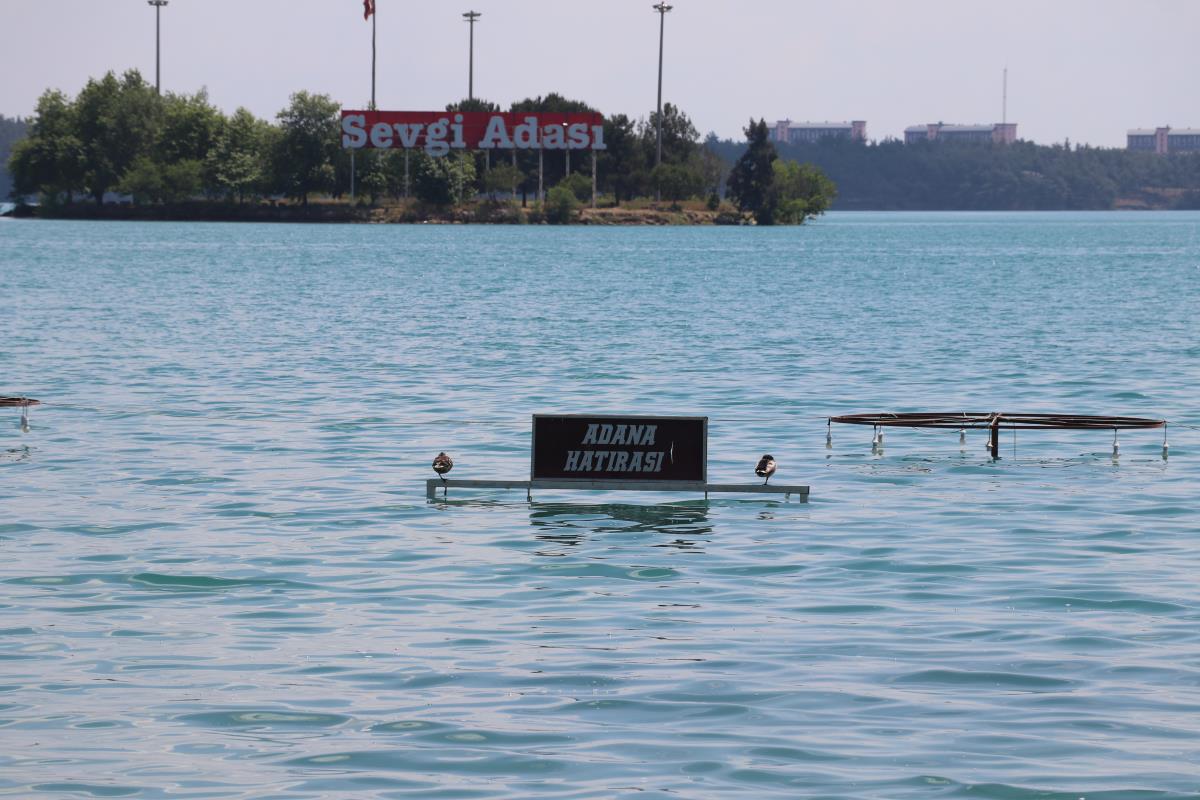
[1,213,1198,799]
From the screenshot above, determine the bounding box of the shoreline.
[7,202,734,226]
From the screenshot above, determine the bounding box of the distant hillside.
[707,136,1200,211]
[0,115,29,198]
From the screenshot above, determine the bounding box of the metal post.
[372,3,377,109]
[148,1,169,95]
[511,147,517,198]
[653,2,672,202]
[463,11,481,101]
[538,145,544,202]
[404,150,410,199]
[350,149,355,201]
[591,150,597,208]
[990,421,1000,459]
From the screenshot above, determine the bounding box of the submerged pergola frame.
[829,412,1166,457]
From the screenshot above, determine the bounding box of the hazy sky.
[5,0,1198,147]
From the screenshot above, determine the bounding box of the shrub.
[544,185,579,224]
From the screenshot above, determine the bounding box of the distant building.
[773,120,867,145]
[1127,127,1200,155]
[904,122,1017,145]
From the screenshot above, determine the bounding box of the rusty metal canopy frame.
[828,412,1165,430]
[0,397,40,408]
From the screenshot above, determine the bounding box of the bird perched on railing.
[432,452,454,483]
[755,454,776,485]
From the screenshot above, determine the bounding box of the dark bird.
[432,452,454,483]
[755,454,777,485]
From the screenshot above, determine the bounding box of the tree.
[158,90,223,165]
[7,91,84,203]
[559,172,592,203]
[74,70,161,204]
[1,115,30,199]
[446,98,500,114]
[639,102,700,167]
[206,107,274,203]
[597,113,639,204]
[727,118,777,222]
[766,159,836,224]
[412,152,476,206]
[509,93,599,201]
[650,162,705,203]
[118,156,202,204]
[275,91,340,205]
[544,184,579,224]
[695,139,727,200]
[483,162,520,200]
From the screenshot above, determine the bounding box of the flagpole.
[371,2,376,109]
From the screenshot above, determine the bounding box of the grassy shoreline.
[10,198,738,225]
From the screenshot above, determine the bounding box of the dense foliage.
[7,71,835,221]
[7,70,322,206]
[0,115,29,198]
[709,136,1200,210]
[727,119,836,224]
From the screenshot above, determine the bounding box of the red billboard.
[341,110,606,155]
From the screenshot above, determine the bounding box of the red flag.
[363,0,374,20]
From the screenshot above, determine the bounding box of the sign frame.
[530,414,708,484]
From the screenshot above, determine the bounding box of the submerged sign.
[341,110,606,156]
[531,415,707,482]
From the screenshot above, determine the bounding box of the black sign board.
[531,415,707,482]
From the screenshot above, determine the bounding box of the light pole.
[148,0,168,94]
[463,11,481,102]
[652,2,672,201]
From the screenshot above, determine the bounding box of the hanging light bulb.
[1112,429,1120,459]
[825,419,832,450]
[1162,425,1169,460]
[19,398,30,434]
[958,427,967,448]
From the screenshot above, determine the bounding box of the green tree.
[544,184,579,224]
[509,93,598,202]
[118,156,203,204]
[74,70,161,204]
[275,91,340,205]
[766,159,836,224]
[412,152,476,206]
[639,102,700,167]
[1,114,30,198]
[7,91,85,202]
[559,172,592,203]
[650,161,705,203]
[597,113,639,204]
[446,97,500,114]
[727,118,777,222]
[483,162,520,200]
[694,139,727,200]
[158,90,224,165]
[206,107,274,202]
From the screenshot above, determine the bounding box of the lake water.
[1,212,1198,799]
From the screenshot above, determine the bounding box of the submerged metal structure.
[829,412,1167,458]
